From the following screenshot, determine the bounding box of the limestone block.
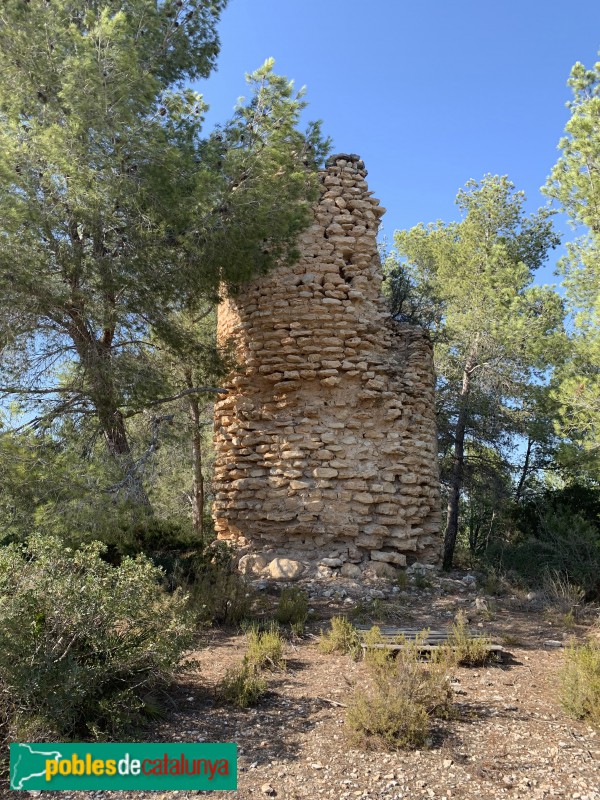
[320,557,343,567]
[365,561,399,580]
[238,554,268,575]
[340,563,362,579]
[313,467,338,478]
[370,550,407,566]
[267,558,305,580]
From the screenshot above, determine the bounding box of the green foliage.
[396,570,409,590]
[219,622,285,708]
[246,624,286,671]
[413,572,432,590]
[560,639,600,727]
[347,631,453,750]
[447,611,496,666]
[0,1,329,504]
[0,535,190,738]
[391,175,564,568]
[319,617,363,659]
[219,661,267,709]
[182,542,254,627]
[544,55,600,473]
[346,690,430,750]
[275,587,309,629]
[487,491,600,599]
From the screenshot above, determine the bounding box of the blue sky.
[196,0,600,284]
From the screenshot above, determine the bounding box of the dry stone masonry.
[213,154,441,580]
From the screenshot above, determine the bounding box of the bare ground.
[7,573,600,800]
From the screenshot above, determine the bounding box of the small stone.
[261,783,277,796]
[313,467,339,478]
[315,565,333,578]
[370,550,407,566]
[321,557,343,567]
[340,563,362,579]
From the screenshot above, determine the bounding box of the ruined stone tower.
[213,154,441,579]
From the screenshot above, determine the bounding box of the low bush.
[347,631,454,750]
[67,516,254,628]
[219,661,267,709]
[542,568,585,614]
[319,616,363,659]
[0,535,190,739]
[219,623,286,708]
[347,690,430,750]
[560,639,600,727]
[246,624,286,671]
[448,611,497,666]
[275,587,308,631]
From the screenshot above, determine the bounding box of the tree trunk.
[443,344,478,570]
[70,324,150,507]
[515,437,533,502]
[188,393,205,540]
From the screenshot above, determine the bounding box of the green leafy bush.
[560,638,600,727]
[0,535,191,738]
[489,488,600,599]
[347,690,430,750]
[219,623,286,708]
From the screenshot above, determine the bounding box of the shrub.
[347,690,430,750]
[185,541,254,626]
[490,494,600,599]
[219,624,285,708]
[560,639,600,727]
[275,587,308,629]
[187,564,253,626]
[447,611,496,666]
[65,516,254,627]
[219,661,267,708]
[396,570,409,590]
[0,535,190,738]
[542,568,585,613]
[413,572,432,590]
[319,616,363,659]
[347,631,453,750]
[246,624,286,671]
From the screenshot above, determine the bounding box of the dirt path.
[12,576,600,800]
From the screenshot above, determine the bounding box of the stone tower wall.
[213,154,441,578]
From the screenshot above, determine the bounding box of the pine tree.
[393,176,563,568]
[0,3,328,503]
[544,56,600,477]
